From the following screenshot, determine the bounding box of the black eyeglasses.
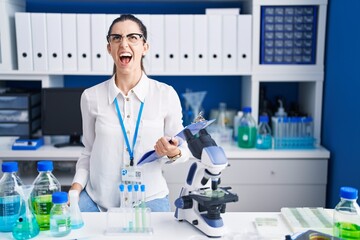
[106,33,146,45]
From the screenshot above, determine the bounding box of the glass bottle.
[0,162,23,232]
[237,107,257,148]
[31,160,61,231]
[217,102,227,129]
[333,186,360,239]
[50,192,71,237]
[256,115,272,149]
[68,190,84,229]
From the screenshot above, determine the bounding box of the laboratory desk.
[0,212,293,240]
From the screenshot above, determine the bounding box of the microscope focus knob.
[175,196,193,209]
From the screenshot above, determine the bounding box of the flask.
[237,107,257,148]
[333,186,360,239]
[0,162,23,232]
[49,192,71,237]
[68,190,84,229]
[256,116,272,149]
[31,160,61,231]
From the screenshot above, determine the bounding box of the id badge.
[121,166,142,184]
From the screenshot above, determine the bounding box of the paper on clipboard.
[137,119,215,166]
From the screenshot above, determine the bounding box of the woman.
[69,14,190,212]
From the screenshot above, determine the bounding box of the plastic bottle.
[217,102,227,129]
[275,99,287,118]
[333,186,360,239]
[49,192,71,237]
[68,190,84,229]
[31,160,61,231]
[256,116,272,149]
[233,111,243,142]
[237,107,257,148]
[0,162,23,232]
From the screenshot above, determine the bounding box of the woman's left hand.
[154,136,180,157]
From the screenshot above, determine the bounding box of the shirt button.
[127,115,130,118]
[126,148,128,152]
[126,98,130,101]
[131,90,134,93]
[126,130,130,134]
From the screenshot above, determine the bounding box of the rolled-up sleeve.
[72,90,94,189]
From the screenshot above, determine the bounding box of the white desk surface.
[0,212,293,240]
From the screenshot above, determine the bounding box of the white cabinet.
[163,146,329,212]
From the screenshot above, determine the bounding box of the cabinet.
[0,0,330,211]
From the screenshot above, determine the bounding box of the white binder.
[46,13,63,72]
[77,14,91,72]
[135,14,151,73]
[91,14,107,73]
[164,15,180,72]
[194,15,208,72]
[237,15,252,74]
[149,15,165,73]
[15,12,33,71]
[62,13,77,72]
[222,15,237,72]
[207,14,222,72]
[31,13,48,71]
[106,14,120,73]
[179,15,194,72]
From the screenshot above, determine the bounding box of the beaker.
[182,91,207,122]
[12,185,40,240]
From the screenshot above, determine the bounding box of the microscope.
[174,127,239,238]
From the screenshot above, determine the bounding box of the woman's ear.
[142,42,149,56]
[107,43,111,54]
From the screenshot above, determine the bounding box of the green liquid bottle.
[237,107,257,148]
[31,161,61,231]
[333,187,360,240]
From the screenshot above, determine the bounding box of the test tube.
[140,184,147,231]
[133,184,139,206]
[127,184,133,208]
[119,184,125,208]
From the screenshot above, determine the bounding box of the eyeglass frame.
[106,33,147,45]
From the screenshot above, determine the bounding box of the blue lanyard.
[114,98,144,166]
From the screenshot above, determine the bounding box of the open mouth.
[120,53,132,64]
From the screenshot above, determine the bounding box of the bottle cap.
[140,184,145,192]
[340,187,358,200]
[2,162,18,173]
[52,192,68,204]
[119,184,125,192]
[37,160,54,172]
[259,116,269,123]
[242,106,252,113]
[127,184,132,192]
[134,184,139,192]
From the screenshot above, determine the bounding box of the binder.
[91,14,107,72]
[62,13,78,72]
[164,15,180,72]
[194,15,208,72]
[15,12,33,71]
[106,14,120,73]
[31,13,48,71]
[46,13,63,72]
[179,15,194,72]
[237,15,252,73]
[222,15,237,72]
[207,14,222,72]
[149,15,165,73]
[77,14,91,72]
[135,14,151,73]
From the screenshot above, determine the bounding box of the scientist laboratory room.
[0,0,359,239]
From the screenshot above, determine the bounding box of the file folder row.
[15,12,252,73]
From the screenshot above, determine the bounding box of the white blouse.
[72,73,190,211]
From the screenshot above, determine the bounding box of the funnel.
[182,91,207,122]
[13,185,40,240]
